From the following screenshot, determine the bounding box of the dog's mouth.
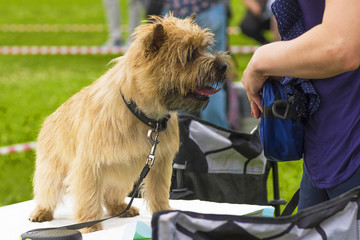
[189,84,222,101]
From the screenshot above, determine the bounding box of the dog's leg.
[29,153,64,222]
[67,163,104,233]
[143,157,173,213]
[103,184,139,217]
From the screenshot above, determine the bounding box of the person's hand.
[241,57,268,119]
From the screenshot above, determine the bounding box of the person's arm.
[242,0,262,16]
[241,0,360,118]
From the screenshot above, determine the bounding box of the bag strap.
[281,188,300,216]
[263,100,298,119]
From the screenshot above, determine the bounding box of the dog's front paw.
[149,203,172,214]
[107,203,139,218]
[121,205,140,218]
[79,223,103,234]
[29,207,54,222]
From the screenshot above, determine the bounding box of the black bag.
[170,115,269,205]
[153,186,360,240]
[144,0,165,16]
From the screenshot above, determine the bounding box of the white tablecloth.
[1,196,273,240]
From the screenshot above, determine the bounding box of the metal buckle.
[146,125,160,168]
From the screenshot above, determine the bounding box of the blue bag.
[260,80,303,162]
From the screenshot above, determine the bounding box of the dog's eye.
[186,50,193,62]
[186,49,198,62]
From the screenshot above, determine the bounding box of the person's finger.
[252,95,263,113]
[250,99,260,119]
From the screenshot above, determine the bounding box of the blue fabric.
[260,81,303,162]
[271,0,304,41]
[299,165,360,210]
[282,78,320,119]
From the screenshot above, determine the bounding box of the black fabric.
[194,221,261,240]
[145,0,165,16]
[174,115,263,173]
[176,117,208,173]
[240,9,271,45]
[228,133,262,161]
[180,172,269,205]
[153,186,360,240]
[170,115,268,205]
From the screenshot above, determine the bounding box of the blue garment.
[299,165,360,210]
[194,3,227,53]
[196,3,229,129]
[163,0,216,18]
[271,0,304,41]
[296,0,360,189]
[271,0,320,120]
[272,0,360,190]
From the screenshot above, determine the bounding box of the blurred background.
[0,0,301,211]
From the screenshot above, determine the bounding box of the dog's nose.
[216,62,228,73]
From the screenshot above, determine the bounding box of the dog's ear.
[146,23,165,54]
[190,13,197,21]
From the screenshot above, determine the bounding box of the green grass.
[0,32,106,45]
[0,0,302,213]
[0,55,114,204]
[0,0,106,24]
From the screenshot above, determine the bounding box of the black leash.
[21,126,162,240]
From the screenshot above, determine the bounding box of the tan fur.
[29,14,229,233]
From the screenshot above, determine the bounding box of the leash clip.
[146,125,160,168]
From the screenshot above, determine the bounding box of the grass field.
[0,0,302,212]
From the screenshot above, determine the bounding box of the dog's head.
[124,13,230,113]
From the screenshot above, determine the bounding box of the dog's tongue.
[196,86,221,96]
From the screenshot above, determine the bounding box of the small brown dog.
[29,14,229,233]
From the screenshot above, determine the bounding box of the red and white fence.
[0,46,125,55]
[0,24,256,55]
[0,24,106,32]
[0,24,241,34]
[0,45,257,55]
[0,142,36,155]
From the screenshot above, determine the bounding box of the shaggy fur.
[29,14,229,233]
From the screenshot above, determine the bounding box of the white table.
[1,196,274,240]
